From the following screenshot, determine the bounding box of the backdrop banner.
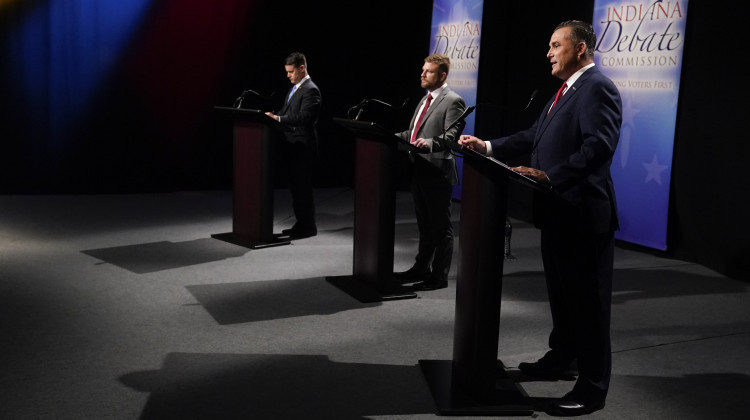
[593,0,689,250]
[428,0,484,200]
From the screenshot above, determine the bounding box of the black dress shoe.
[518,355,577,380]
[284,226,317,239]
[282,223,316,234]
[546,396,605,416]
[393,267,431,284]
[412,279,448,291]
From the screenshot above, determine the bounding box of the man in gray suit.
[394,54,466,291]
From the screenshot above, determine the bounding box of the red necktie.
[411,93,433,143]
[548,82,567,114]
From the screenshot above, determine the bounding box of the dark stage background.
[1,1,748,280]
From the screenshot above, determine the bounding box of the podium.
[211,107,291,249]
[327,118,420,302]
[418,142,552,415]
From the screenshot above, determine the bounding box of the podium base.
[326,275,417,303]
[211,232,291,249]
[418,359,533,416]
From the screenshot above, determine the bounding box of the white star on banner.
[642,155,669,185]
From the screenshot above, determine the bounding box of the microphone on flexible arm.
[233,89,261,108]
[431,105,477,150]
[368,97,410,110]
[477,88,538,114]
[447,105,476,133]
[522,89,538,111]
[348,99,369,120]
[429,89,537,155]
[348,97,410,120]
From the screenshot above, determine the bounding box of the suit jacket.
[489,66,622,234]
[396,86,466,186]
[276,78,322,145]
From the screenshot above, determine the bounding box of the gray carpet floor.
[2,188,749,419]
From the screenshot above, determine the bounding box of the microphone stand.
[348,97,410,120]
[432,105,476,151]
[354,100,368,120]
[233,89,261,109]
[522,89,538,111]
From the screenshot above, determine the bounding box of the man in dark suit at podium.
[394,54,466,291]
[460,20,622,416]
[265,52,321,239]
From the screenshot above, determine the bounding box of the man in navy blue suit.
[266,52,321,239]
[460,20,622,416]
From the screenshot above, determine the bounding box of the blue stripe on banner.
[429,0,484,200]
[593,0,689,250]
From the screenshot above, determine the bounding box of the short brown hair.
[425,53,451,75]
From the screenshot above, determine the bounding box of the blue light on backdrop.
[6,0,151,145]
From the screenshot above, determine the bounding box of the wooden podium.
[327,118,420,302]
[211,107,290,249]
[418,142,553,415]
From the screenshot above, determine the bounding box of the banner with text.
[429,0,483,200]
[594,0,688,250]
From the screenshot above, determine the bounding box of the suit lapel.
[534,68,596,144]
[281,79,308,112]
[535,95,561,144]
[421,88,445,125]
[412,90,438,129]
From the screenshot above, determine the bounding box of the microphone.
[348,99,369,120]
[522,89,538,111]
[472,89,538,113]
[443,105,476,136]
[354,103,367,120]
[394,97,410,110]
[366,98,409,110]
[348,97,410,120]
[431,105,476,149]
[234,89,261,108]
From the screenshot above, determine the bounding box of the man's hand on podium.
[458,135,487,155]
[411,137,431,150]
[511,166,551,186]
[264,112,280,122]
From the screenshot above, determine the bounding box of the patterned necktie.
[411,93,433,143]
[287,85,297,103]
[548,82,567,114]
